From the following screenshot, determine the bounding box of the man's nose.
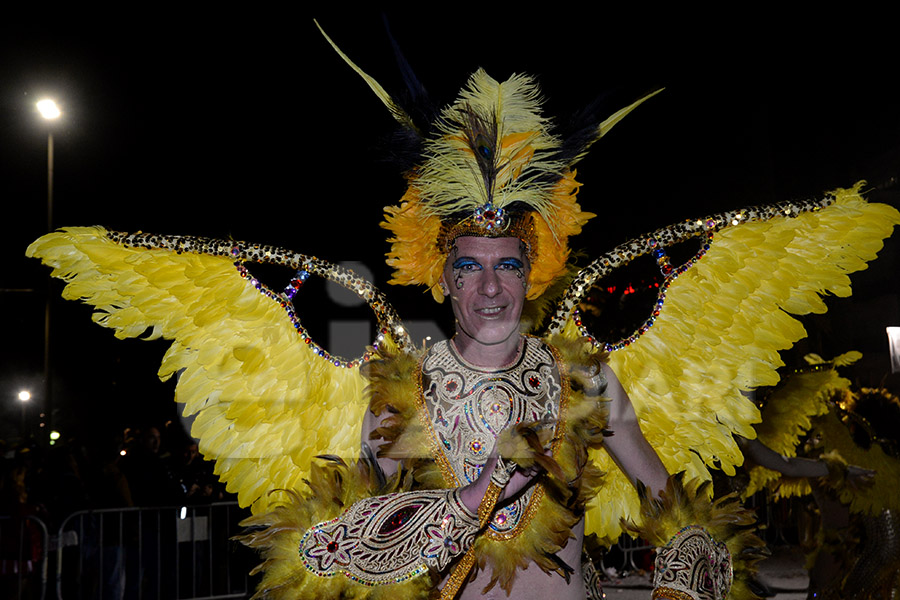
[479,269,501,296]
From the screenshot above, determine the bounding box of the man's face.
[441,236,529,351]
[143,427,161,454]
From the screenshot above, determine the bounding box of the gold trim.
[440,481,514,599]
[478,482,505,526]
[439,546,477,600]
[415,355,459,486]
[652,587,697,600]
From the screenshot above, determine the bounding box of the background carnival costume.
[26,22,900,600]
[743,355,900,599]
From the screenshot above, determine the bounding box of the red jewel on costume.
[379,505,421,535]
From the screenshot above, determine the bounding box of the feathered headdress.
[317,22,660,302]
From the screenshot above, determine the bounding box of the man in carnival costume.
[26,22,899,600]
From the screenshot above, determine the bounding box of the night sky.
[2,10,898,446]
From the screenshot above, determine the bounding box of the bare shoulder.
[600,362,624,395]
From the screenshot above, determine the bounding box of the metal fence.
[55,502,255,600]
[2,503,257,600]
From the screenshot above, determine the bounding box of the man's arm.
[737,435,875,486]
[737,435,828,477]
[600,362,670,497]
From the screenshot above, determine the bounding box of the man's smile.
[474,305,507,317]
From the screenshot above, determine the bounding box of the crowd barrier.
[0,491,798,598]
[55,502,255,600]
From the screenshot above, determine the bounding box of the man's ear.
[439,273,450,297]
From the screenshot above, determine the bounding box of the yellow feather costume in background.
[742,353,856,501]
[741,351,900,516]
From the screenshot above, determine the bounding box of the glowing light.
[18,390,31,402]
[119,449,127,456]
[180,506,188,520]
[49,430,61,441]
[36,99,61,120]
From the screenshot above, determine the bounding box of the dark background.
[1,9,898,446]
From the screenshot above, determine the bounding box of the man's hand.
[569,362,606,397]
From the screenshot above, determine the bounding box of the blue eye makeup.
[452,258,482,271]
[496,258,525,270]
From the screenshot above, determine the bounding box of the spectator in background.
[119,425,182,507]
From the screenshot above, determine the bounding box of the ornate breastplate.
[418,336,563,535]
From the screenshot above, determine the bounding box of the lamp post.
[37,98,61,441]
[36,99,59,231]
[18,390,31,439]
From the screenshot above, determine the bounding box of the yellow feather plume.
[415,69,564,222]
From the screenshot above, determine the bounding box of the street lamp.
[36,99,61,120]
[37,98,62,444]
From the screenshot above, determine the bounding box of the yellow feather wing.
[27,226,409,514]
[549,184,900,541]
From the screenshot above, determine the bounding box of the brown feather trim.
[362,344,425,462]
